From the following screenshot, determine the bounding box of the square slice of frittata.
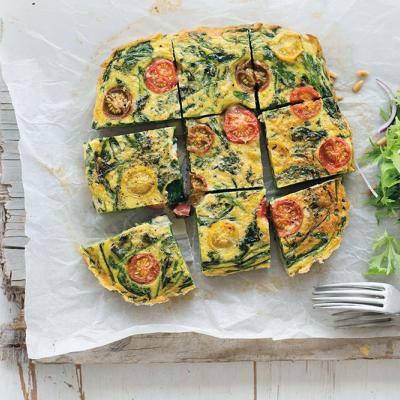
[186,106,264,193]
[93,34,180,129]
[262,97,354,188]
[80,215,195,305]
[84,127,185,213]
[195,189,270,276]
[173,26,256,118]
[249,23,335,110]
[270,177,349,277]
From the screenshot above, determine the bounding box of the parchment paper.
[1,0,400,360]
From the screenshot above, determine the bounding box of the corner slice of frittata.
[270,177,349,277]
[195,189,270,276]
[173,25,256,118]
[186,106,264,192]
[83,127,185,213]
[80,215,195,305]
[262,97,355,188]
[249,23,335,110]
[93,33,180,129]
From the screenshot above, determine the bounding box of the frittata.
[93,34,180,129]
[195,189,270,276]
[186,106,264,192]
[84,127,184,213]
[249,23,335,110]
[262,97,354,188]
[270,178,349,276]
[80,216,195,305]
[173,26,256,118]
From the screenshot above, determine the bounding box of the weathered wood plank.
[257,359,400,400]
[38,334,400,364]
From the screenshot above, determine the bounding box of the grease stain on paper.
[38,161,71,194]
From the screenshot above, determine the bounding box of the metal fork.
[312,282,400,328]
[330,310,400,328]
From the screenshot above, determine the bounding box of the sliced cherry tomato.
[290,86,321,120]
[254,61,271,92]
[235,60,270,92]
[128,253,160,284]
[318,137,352,173]
[103,86,132,119]
[144,59,177,94]
[235,60,256,92]
[122,166,156,196]
[270,199,304,238]
[270,31,304,63]
[173,202,191,217]
[290,85,321,103]
[223,105,260,144]
[190,173,207,193]
[208,220,239,250]
[187,124,215,156]
[256,197,268,221]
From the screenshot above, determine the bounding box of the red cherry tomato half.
[256,197,268,221]
[290,86,321,120]
[144,59,178,94]
[223,105,260,144]
[318,137,352,173]
[173,202,191,217]
[270,199,304,238]
[128,253,160,284]
[290,85,320,103]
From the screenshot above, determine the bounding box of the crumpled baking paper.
[1,0,400,359]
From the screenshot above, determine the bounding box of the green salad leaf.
[363,89,400,274]
[362,116,400,220]
[366,231,400,275]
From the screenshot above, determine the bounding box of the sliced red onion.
[376,78,397,135]
[355,160,379,198]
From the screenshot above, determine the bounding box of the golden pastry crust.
[173,25,256,118]
[93,33,180,128]
[185,112,264,191]
[250,23,335,110]
[262,97,355,188]
[83,127,184,213]
[196,189,270,276]
[80,216,195,305]
[270,178,350,276]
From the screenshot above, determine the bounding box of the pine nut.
[352,80,364,93]
[328,70,338,80]
[357,69,369,78]
[336,95,343,101]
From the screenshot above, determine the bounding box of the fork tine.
[312,296,385,306]
[334,313,391,324]
[315,282,386,291]
[312,289,386,297]
[313,303,383,312]
[336,318,395,328]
